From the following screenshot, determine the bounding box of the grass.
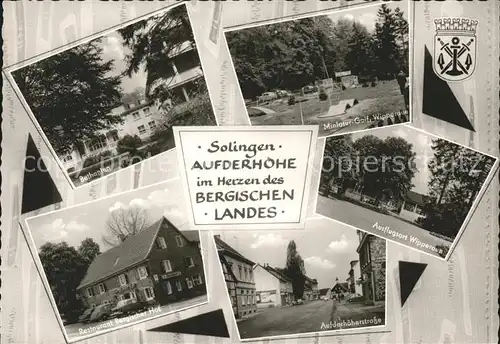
[249,80,406,132]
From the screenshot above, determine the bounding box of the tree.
[116,134,143,156]
[352,135,416,205]
[321,134,357,195]
[419,139,496,238]
[373,4,402,79]
[39,242,88,323]
[78,238,101,264]
[11,39,123,155]
[346,22,375,77]
[284,240,306,300]
[103,206,151,246]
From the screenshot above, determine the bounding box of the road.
[237,299,385,339]
[316,196,452,257]
[65,295,207,339]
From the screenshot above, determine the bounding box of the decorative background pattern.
[1,1,499,343]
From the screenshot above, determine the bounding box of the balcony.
[162,66,203,90]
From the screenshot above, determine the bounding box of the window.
[175,236,184,247]
[137,266,148,280]
[241,295,246,306]
[86,287,94,297]
[186,278,193,289]
[108,130,119,142]
[415,205,424,215]
[156,237,167,249]
[121,291,137,300]
[62,155,73,162]
[244,268,248,281]
[238,265,242,280]
[98,283,106,294]
[88,136,107,152]
[143,107,151,115]
[138,125,147,135]
[163,281,173,295]
[403,201,416,211]
[249,270,253,282]
[148,121,156,131]
[132,112,141,120]
[231,296,236,306]
[118,274,128,287]
[175,280,183,291]
[161,260,173,273]
[192,274,203,286]
[144,287,155,301]
[184,257,194,268]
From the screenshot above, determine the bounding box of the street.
[237,299,385,339]
[316,196,452,256]
[65,295,207,339]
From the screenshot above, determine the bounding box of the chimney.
[263,263,268,268]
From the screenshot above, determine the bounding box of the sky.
[327,2,409,33]
[215,217,362,289]
[351,125,435,196]
[27,180,190,253]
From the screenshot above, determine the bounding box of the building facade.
[398,190,427,223]
[253,264,293,308]
[303,277,319,301]
[215,236,257,319]
[61,39,204,174]
[346,260,363,295]
[76,217,206,309]
[356,231,386,305]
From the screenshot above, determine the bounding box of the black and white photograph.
[225,3,410,137]
[213,218,387,341]
[24,180,208,342]
[9,3,217,188]
[316,125,498,260]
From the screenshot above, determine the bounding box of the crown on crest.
[434,18,478,34]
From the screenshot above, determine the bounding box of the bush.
[371,81,377,87]
[117,135,142,155]
[319,91,328,101]
[82,150,112,168]
[342,85,346,90]
[288,96,296,105]
[362,82,369,87]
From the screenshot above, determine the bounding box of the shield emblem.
[433,18,478,82]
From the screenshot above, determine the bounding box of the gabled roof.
[214,236,254,265]
[319,288,330,296]
[77,217,193,290]
[305,276,318,284]
[256,264,292,283]
[403,190,429,206]
[331,282,349,292]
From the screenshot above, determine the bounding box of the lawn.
[249,80,406,135]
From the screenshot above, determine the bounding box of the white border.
[211,225,390,342]
[314,124,500,262]
[3,2,220,191]
[222,1,413,138]
[172,125,319,231]
[21,178,211,344]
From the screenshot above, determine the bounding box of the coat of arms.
[433,18,478,82]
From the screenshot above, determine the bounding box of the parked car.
[275,89,290,98]
[258,92,277,103]
[78,307,96,324]
[302,85,318,94]
[321,296,329,301]
[109,299,150,319]
[346,293,364,303]
[89,304,113,323]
